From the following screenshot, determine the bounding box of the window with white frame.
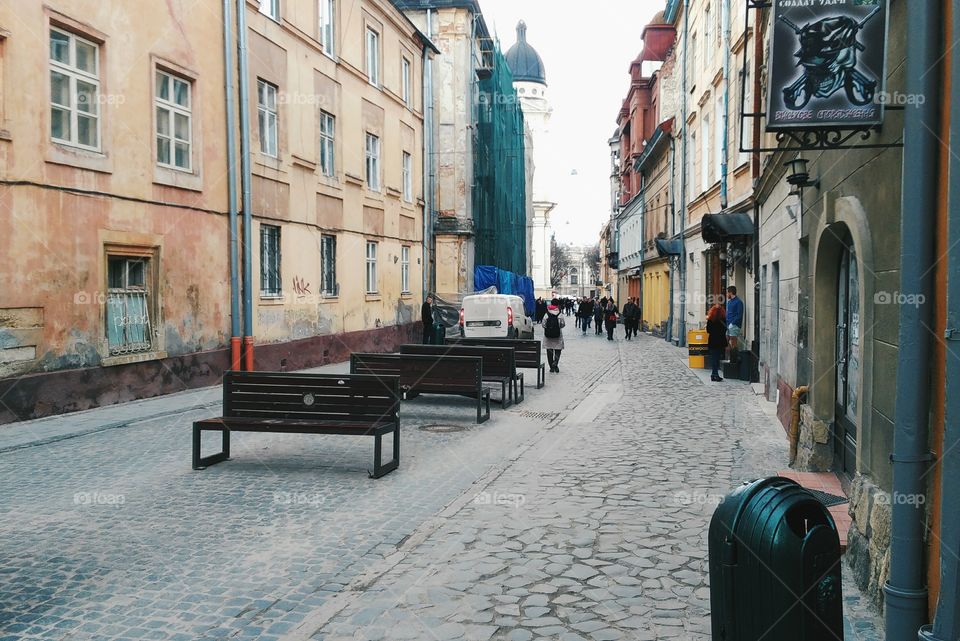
[106,256,153,355]
[155,70,192,171]
[402,57,412,107]
[704,6,712,69]
[319,110,335,177]
[701,115,710,191]
[715,95,724,184]
[321,234,337,296]
[365,241,378,294]
[260,224,282,296]
[318,0,334,55]
[401,245,410,293]
[49,27,100,150]
[688,130,697,195]
[257,79,278,157]
[739,63,751,166]
[688,32,697,83]
[365,133,380,191]
[259,0,280,20]
[365,27,380,86]
[402,151,413,202]
[570,268,579,286]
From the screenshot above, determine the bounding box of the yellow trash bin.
[688,329,709,369]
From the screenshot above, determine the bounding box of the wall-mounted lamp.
[784,157,820,191]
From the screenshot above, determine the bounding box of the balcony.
[606,252,619,269]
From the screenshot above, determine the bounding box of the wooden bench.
[192,371,401,478]
[446,337,546,388]
[400,344,523,408]
[350,352,491,424]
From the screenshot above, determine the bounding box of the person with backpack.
[542,304,565,373]
[604,299,619,341]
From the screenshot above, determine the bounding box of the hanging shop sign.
[766,0,888,131]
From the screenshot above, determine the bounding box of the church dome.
[505,21,546,85]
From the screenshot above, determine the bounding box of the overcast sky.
[477,0,663,246]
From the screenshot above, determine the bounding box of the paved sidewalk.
[0,329,883,641]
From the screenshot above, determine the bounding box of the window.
[49,28,100,150]
[260,224,281,296]
[688,130,697,195]
[319,110,335,177]
[257,79,278,157]
[701,115,711,191]
[259,0,280,20]
[365,28,380,86]
[688,32,697,84]
[739,63,751,166]
[365,133,380,191]
[402,57,412,107]
[106,256,152,355]
[402,151,413,202]
[365,241,378,294]
[155,70,192,171]
[570,268,579,286]
[401,245,410,293]
[715,95,724,183]
[321,234,337,296]
[318,0,334,55]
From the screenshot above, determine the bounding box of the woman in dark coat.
[594,298,605,335]
[603,299,619,341]
[706,304,728,382]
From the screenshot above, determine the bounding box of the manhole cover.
[419,424,470,433]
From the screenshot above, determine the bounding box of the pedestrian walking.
[578,298,594,335]
[622,298,637,340]
[707,304,727,382]
[421,295,434,344]
[604,299,619,341]
[542,304,565,373]
[534,297,547,324]
[726,286,744,363]
[594,298,605,335]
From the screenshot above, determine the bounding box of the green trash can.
[431,322,446,345]
[709,477,843,640]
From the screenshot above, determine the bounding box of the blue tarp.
[474,265,535,316]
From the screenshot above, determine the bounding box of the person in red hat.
[542,304,565,373]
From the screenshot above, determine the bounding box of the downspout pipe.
[223,0,241,371]
[236,0,255,371]
[719,0,730,210]
[885,2,941,638]
[678,0,690,347]
[422,8,434,296]
[666,136,676,342]
[919,2,960,638]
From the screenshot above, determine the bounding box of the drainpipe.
[885,2,941,638]
[666,136,676,342]
[422,8,435,295]
[236,0,255,371]
[223,0,241,371]
[919,2,960,638]
[719,0,730,210]
[788,385,808,466]
[678,0,690,347]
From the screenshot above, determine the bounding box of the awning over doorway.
[655,239,682,257]
[701,212,754,244]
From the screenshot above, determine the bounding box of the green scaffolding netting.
[473,43,528,277]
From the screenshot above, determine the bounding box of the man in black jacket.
[421,295,434,344]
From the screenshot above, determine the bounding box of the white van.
[459,294,534,339]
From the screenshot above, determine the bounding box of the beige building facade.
[0,0,428,422]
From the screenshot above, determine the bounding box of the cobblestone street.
[0,328,882,641]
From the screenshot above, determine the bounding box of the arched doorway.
[834,231,861,476]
